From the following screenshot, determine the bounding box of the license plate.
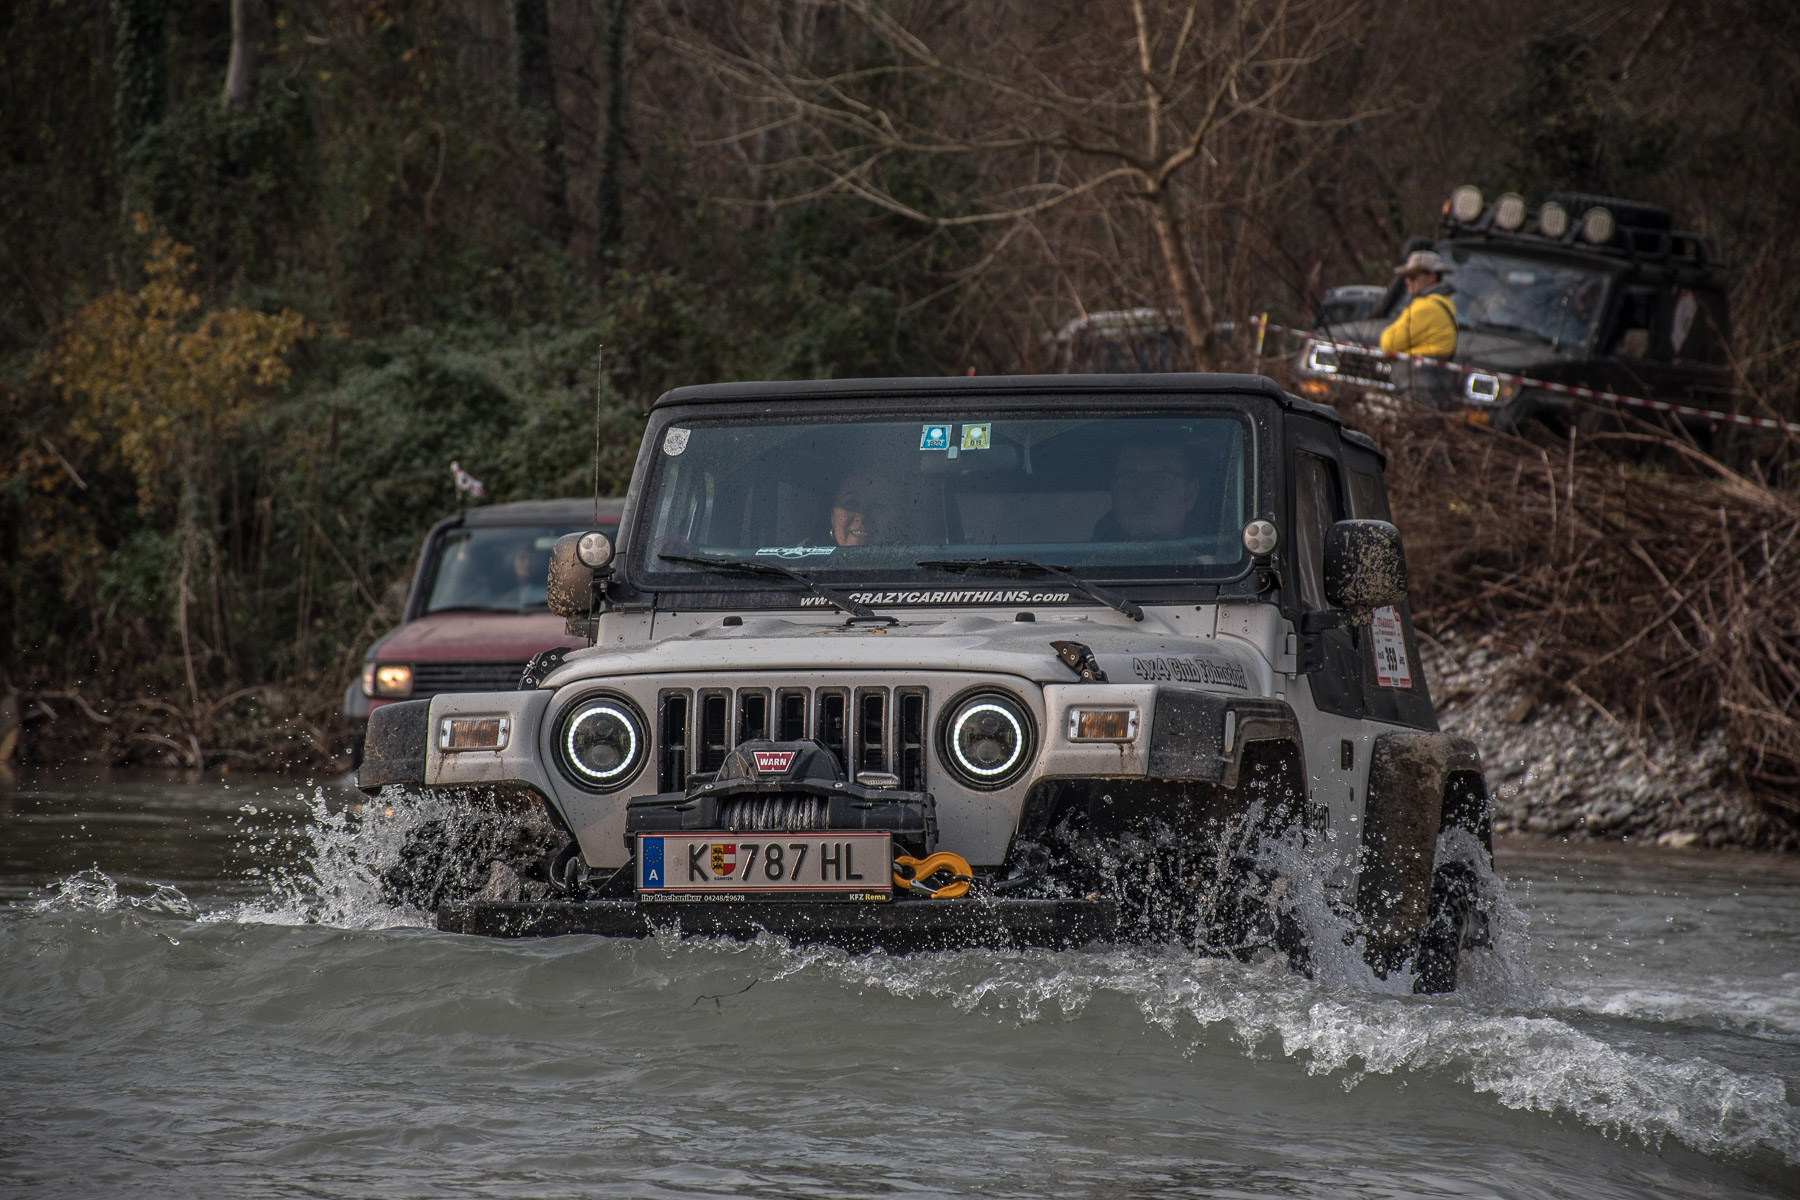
[636,832,892,901]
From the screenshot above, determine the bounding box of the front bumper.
[437,895,1117,951]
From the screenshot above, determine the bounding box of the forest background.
[3,0,1799,818]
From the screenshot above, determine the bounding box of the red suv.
[343,498,623,762]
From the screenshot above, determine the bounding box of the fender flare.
[1355,730,1488,953]
[1145,687,1303,790]
[357,698,431,792]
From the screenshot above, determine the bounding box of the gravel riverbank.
[1424,635,1797,853]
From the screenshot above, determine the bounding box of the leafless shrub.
[1369,404,1800,827]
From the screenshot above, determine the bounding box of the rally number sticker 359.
[636,831,893,901]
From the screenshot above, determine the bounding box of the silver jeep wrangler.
[360,374,1491,990]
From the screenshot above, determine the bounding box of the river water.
[2,769,1796,1198]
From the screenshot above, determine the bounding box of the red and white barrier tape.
[1249,316,1800,436]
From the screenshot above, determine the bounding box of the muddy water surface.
[2,770,1797,1198]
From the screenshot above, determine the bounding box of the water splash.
[32,867,124,913]
[31,869,196,918]
[714,932,1798,1166]
[219,785,561,930]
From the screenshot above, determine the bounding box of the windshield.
[634,413,1251,595]
[1441,247,1612,348]
[426,525,581,613]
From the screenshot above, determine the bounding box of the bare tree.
[223,0,260,107]
[650,0,1373,366]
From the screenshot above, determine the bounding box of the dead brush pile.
[1363,406,1800,839]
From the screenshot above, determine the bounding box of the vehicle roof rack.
[1436,185,1712,269]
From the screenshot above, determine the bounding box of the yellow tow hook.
[892,852,974,899]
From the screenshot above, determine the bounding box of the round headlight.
[559,696,646,790]
[941,692,1033,788]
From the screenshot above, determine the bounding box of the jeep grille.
[656,685,928,792]
[409,659,531,698]
[1335,350,1395,390]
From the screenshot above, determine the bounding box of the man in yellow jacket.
[1379,250,1457,359]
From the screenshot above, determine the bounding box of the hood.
[1318,320,1584,374]
[371,611,583,662]
[543,611,1267,695]
[1450,328,1586,373]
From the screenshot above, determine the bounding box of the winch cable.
[893,851,974,899]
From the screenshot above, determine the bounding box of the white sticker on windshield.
[663,427,691,456]
[754,546,835,559]
[1371,606,1412,689]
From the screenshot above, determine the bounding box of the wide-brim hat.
[1393,249,1452,278]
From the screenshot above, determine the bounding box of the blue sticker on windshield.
[920,424,950,451]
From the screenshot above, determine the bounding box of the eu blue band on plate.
[640,837,665,887]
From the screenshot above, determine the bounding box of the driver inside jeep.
[1092,443,1202,541]
[828,467,898,546]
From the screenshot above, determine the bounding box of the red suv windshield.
[425,525,582,613]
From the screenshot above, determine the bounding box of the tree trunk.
[1146,186,1217,370]
[515,0,570,244]
[112,0,167,152]
[595,0,631,259]
[222,0,258,108]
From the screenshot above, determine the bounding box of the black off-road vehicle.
[1297,188,1734,433]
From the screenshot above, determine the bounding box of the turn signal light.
[1066,707,1138,742]
[440,716,509,751]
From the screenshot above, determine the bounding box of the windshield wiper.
[657,553,879,619]
[915,558,1144,621]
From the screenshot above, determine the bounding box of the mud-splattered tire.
[1411,860,1484,994]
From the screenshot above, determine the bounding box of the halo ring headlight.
[940,691,1034,789]
[558,694,647,791]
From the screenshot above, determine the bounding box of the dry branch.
[1367,404,1800,828]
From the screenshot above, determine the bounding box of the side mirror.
[1323,520,1407,614]
[547,530,613,618]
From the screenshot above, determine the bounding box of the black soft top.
[652,373,1379,457]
